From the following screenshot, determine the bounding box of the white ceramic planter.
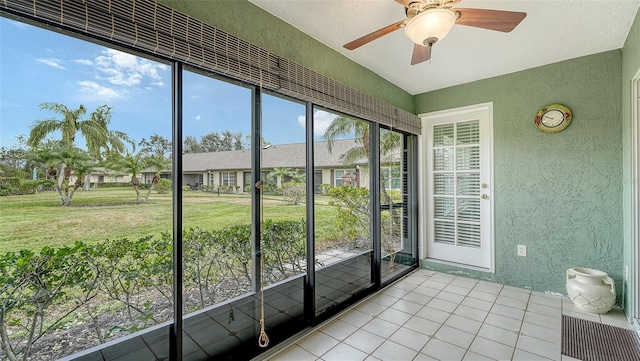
[566,267,615,314]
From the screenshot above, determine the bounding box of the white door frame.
[632,69,640,327]
[418,102,495,272]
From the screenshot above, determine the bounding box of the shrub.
[0,177,41,196]
[96,182,151,190]
[0,177,20,196]
[155,178,172,194]
[282,182,305,205]
[327,185,370,242]
[96,182,134,188]
[39,179,55,189]
[201,184,216,193]
[0,220,309,359]
[319,183,332,195]
[382,189,402,203]
[261,183,280,196]
[16,180,39,195]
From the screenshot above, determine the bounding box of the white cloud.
[77,80,120,100]
[36,58,65,70]
[190,95,200,100]
[92,48,168,87]
[195,115,201,121]
[74,59,93,66]
[298,110,337,137]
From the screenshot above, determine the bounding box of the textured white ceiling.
[249,0,640,95]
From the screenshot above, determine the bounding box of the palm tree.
[83,105,132,190]
[323,116,401,168]
[323,117,370,165]
[105,149,151,203]
[27,102,132,194]
[69,159,96,201]
[31,145,92,205]
[268,167,295,187]
[143,153,171,203]
[323,117,403,259]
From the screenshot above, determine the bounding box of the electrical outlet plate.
[517,245,527,257]
[626,265,629,281]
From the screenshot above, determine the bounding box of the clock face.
[535,104,572,133]
[541,109,565,128]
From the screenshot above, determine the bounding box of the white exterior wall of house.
[69,173,132,184]
[359,170,370,188]
[321,169,332,187]
[208,172,217,187]
[182,173,205,188]
[235,171,243,188]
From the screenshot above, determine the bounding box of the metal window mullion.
[370,123,381,288]
[304,101,315,322]
[251,86,262,293]
[170,61,183,361]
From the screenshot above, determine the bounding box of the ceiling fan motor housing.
[405,8,457,46]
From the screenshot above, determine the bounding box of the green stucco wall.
[416,51,624,301]
[159,0,635,307]
[622,9,640,319]
[156,0,414,114]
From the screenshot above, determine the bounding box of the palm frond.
[27,119,63,147]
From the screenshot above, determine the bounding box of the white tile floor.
[263,269,633,361]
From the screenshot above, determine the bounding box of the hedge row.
[0,177,54,196]
[0,220,306,361]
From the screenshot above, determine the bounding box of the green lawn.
[0,187,341,253]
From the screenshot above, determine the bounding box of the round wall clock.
[535,104,572,133]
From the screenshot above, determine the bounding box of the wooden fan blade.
[411,44,431,65]
[455,8,526,32]
[343,20,407,50]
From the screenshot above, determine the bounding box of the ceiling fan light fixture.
[405,8,456,46]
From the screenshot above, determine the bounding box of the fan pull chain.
[255,180,270,348]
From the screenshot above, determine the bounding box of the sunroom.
[1,1,639,360]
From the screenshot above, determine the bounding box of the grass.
[0,187,341,253]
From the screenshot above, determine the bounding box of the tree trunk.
[62,165,72,206]
[83,173,91,191]
[132,177,141,203]
[69,175,84,201]
[143,173,160,203]
[56,164,65,206]
[0,310,17,361]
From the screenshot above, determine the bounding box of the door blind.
[432,120,481,248]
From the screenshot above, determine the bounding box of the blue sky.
[0,17,341,150]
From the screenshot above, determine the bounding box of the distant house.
[68,167,133,186]
[66,139,399,191]
[141,139,401,193]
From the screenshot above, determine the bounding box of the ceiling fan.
[343,0,527,65]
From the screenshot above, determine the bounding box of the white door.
[423,103,493,270]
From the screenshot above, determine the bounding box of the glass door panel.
[381,129,417,283]
[181,69,253,311]
[312,108,373,316]
[261,93,307,286]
